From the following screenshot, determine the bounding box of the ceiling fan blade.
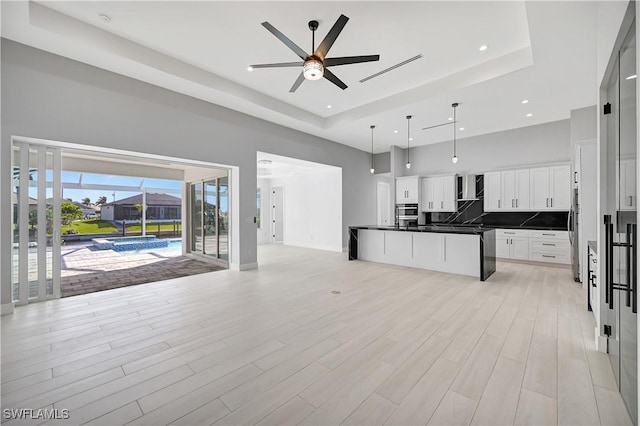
[289,72,306,93]
[261,21,309,59]
[324,55,380,67]
[315,14,349,59]
[323,68,347,90]
[250,62,303,69]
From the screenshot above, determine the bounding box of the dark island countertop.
[349,225,495,236]
[429,223,568,231]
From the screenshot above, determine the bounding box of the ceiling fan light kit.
[250,14,380,92]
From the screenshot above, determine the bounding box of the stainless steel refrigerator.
[569,187,580,282]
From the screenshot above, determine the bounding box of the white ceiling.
[1,1,597,153]
[257,151,339,180]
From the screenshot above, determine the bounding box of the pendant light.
[406,115,412,169]
[451,103,459,164]
[369,125,376,174]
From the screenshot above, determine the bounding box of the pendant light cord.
[370,125,375,171]
[453,105,457,157]
[406,115,412,165]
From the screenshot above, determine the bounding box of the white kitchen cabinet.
[549,165,571,209]
[619,158,636,211]
[485,169,529,211]
[496,229,529,260]
[484,172,502,211]
[422,175,457,212]
[529,165,570,210]
[396,176,420,204]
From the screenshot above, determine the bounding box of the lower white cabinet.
[496,230,529,260]
[495,229,570,264]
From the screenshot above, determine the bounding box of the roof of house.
[104,193,182,206]
[11,193,38,205]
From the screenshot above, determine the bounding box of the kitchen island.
[349,225,496,281]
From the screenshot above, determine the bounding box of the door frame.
[271,185,284,243]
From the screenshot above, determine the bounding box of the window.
[256,188,262,229]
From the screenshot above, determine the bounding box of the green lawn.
[62,220,119,235]
[125,222,182,232]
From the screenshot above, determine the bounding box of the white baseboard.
[596,327,608,353]
[1,303,15,315]
[230,262,258,271]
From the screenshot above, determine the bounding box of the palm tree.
[81,197,91,205]
[95,196,108,205]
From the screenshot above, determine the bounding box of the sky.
[18,171,229,210]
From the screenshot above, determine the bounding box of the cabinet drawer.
[528,230,568,240]
[496,229,529,238]
[529,252,570,264]
[530,239,570,251]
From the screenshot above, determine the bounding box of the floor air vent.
[359,54,423,83]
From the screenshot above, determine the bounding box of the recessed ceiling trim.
[359,54,423,83]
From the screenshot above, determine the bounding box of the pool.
[92,236,178,252]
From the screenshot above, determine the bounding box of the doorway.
[377,181,391,226]
[189,174,229,263]
[602,15,637,424]
[272,186,284,243]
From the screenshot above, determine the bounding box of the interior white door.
[530,167,550,210]
[377,181,391,226]
[272,186,284,243]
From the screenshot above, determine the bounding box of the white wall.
[270,168,343,252]
[101,205,114,221]
[399,119,571,176]
[0,39,377,307]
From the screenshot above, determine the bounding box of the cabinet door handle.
[516,199,518,208]
[629,195,633,206]
[498,199,501,208]
[546,198,549,207]
[441,201,443,209]
[542,255,556,258]
[512,199,514,208]
[504,232,515,234]
[551,198,553,207]
[542,233,556,236]
[542,243,556,246]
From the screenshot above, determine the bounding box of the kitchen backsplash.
[428,175,570,230]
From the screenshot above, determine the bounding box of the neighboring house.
[101,193,181,221]
[11,193,38,224]
[46,198,98,218]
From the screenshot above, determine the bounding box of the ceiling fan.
[249,14,380,92]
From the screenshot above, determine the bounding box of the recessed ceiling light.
[326,104,332,109]
[626,74,637,80]
[257,159,272,165]
[479,45,488,51]
[526,113,533,117]
[409,137,413,141]
[393,130,398,134]
[247,66,254,72]
[459,127,465,131]
[99,13,111,22]
[448,117,453,121]
[521,99,529,104]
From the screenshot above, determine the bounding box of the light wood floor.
[1,244,633,425]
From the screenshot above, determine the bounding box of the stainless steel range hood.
[458,174,478,200]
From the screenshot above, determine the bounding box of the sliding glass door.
[12,142,62,305]
[189,173,229,265]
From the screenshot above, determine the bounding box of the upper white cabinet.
[530,165,571,210]
[484,169,530,211]
[486,164,569,211]
[395,176,420,204]
[619,158,636,211]
[422,175,457,212]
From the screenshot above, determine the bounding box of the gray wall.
[399,119,571,176]
[1,39,378,305]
